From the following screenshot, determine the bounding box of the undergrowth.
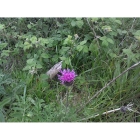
[0,18,140,122]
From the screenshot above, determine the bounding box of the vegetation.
[0,18,140,122]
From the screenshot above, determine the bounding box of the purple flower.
[58,69,77,86]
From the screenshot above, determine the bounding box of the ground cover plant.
[0,18,140,122]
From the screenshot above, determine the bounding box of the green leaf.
[117,29,122,35]
[63,38,69,45]
[38,38,49,46]
[0,43,8,50]
[71,20,76,27]
[99,36,106,41]
[38,20,42,28]
[12,107,23,111]
[0,59,7,65]
[102,26,112,32]
[1,50,10,57]
[63,35,73,45]
[27,59,34,65]
[13,48,19,55]
[109,53,117,58]
[36,63,43,69]
[60,47,70,55]
[89,41,99,54]
[80,40,87,45]
[41,53,50,58]
[107,38,114,44]
[135,36,140,41]
[76,45,84,52]
[102,40,108,47]
[123,48,137,62]
[65,58,70,65]
[133,30,140,41]
[115,19,122,25]
[22,65,31,71]
[0,24,5,30]
[133,30,140,36]
[0,111,5,122]
[123,49,133,56]
[9,112,22,119]
[99,36,109,47]
[84,34,93,40]
[27,24,32,29]
[83,45,88,53]
[34,54,39,59]
[0,85,6,95]
[30,36,37,44]
[43,38,49,44]
[24,42,32,51]
[43,26,48,35]
[122,30,127,34]
[47,38,54,47]
[52,55,59,62]
[91,18,99,22]
[76,20,84,28]
[60,56,66,61]
[68,35,72,40]
[60,57,71,65]
[0,97,11,109]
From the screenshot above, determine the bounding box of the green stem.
[65,86,71,114]
[66,90,69,112]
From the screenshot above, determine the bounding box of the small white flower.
[74,34,79,40]
[29,67,37,75]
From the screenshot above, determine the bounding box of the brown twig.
[77,102,140,121]
[76,61,140,113]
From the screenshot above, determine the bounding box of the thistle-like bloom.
[58,69,77,86]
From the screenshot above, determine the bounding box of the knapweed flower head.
[58,69,77,86]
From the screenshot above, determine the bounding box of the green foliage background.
[0,18,140,122]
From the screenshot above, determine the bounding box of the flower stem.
[65,87,71,114]
[66,90,69,112]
